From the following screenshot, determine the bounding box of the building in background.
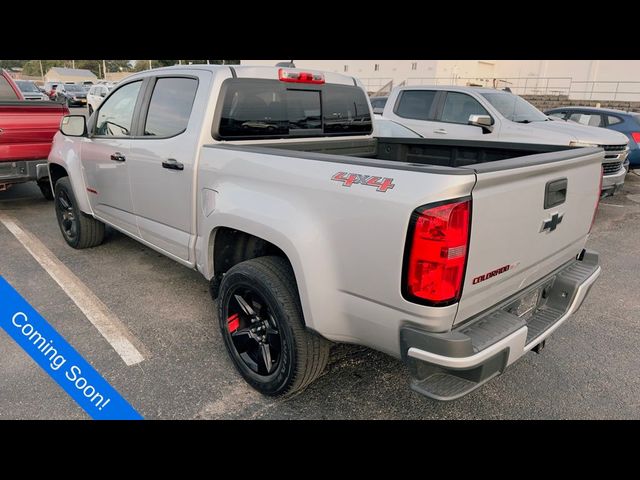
[104,71,132,83]
[44,67,97,84]
[241,60,640,101]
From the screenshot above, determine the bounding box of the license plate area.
[504,279,554,321]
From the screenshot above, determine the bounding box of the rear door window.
[143,77,198,137]
[568,112,604,127]
[394,90,437,120]
[216,79,371,139]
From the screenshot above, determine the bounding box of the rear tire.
[218,256,330,397]
[37,180,53,201]
[54,177,104,249]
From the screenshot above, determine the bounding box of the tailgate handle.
[544,178,567,209]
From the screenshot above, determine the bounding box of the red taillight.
[590,166,604,233]
[631,132,640,144]
[278,68,325,84]
[403,198,471,305]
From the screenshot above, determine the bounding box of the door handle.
[433,128,448,134]
[162,158,184,171]
[110,152,126,162]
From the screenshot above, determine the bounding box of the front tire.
[218,256,330,397]
[88,104,93,116]
[54,177,105,249]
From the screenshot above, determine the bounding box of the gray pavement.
[1,147,639,419]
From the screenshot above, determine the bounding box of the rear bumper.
[401,250,600,401]
[0,159,49,187]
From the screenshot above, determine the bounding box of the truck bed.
[241,136,576,171]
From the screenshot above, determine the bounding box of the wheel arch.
[47,145,93,215]
[48,163,67,189]
[207,226,312,327]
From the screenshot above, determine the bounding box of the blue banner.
[0,276,142,420]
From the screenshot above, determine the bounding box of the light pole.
[39,60,44,81]
[103,60,107,80]
[148,60,152,70]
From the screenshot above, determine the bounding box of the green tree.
[21,60,64,77]
[132,60,161,72]
[106,60,132,72]
[0,60,27,70]
[75,60,101,77]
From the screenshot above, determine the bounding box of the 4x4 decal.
[331,172,395,193]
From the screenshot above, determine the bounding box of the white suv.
[87,84,113,115]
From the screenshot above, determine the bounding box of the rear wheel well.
[210,227,289,299]
[49,163,68,187]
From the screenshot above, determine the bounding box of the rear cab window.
[214,79,372,140]
[393,90,437,120]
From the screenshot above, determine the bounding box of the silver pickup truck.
[48,65,602,401]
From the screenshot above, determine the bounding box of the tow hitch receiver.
[532,340,546,354]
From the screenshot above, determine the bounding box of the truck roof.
[395,85,502,93]
[128,64,358,86]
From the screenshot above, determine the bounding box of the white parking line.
[0,213,145,366]
[599,203,624,208]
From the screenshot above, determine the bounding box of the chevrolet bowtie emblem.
[541,213,564,233]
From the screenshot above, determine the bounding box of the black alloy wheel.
[217,256,330,397]
[225,286,282,376]
[53,177,104,249]
[56,187,78,243]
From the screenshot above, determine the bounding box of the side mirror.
[468,114,494,133]
[100,92,106,98]
[373,106,384,115]
[60,115,87,137]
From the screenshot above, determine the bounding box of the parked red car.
[0,69,69,199]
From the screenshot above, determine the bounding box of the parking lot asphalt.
[1,127,639,419]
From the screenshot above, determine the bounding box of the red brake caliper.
[227,313,240,333]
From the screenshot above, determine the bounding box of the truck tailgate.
[0,102,66,162]
[455,147,603,324]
